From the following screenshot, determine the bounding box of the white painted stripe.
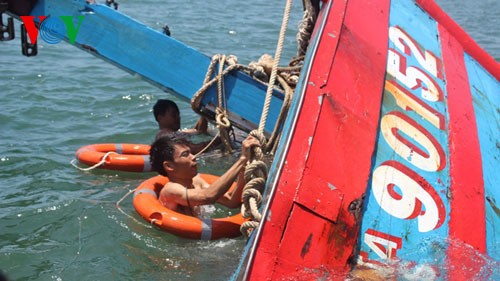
[200,218,213,240]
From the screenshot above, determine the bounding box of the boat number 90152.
[363,25,447,260]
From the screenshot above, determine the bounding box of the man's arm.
[162,136,259,208]
[194,116,208,134]
[216,169,246,208]
[161,157,247,207]
[181,116,208,134]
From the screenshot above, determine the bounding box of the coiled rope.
[239,130,268,236]
[191,54,241,153]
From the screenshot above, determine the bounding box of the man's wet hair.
[150,135,189,176]
[153,99,179,122]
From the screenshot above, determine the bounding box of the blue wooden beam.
[16,0,285,135]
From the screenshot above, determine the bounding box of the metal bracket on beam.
[0,1,15,41]
[21,24,37,56]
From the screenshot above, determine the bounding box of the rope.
[265,74,294,154]
[240,220,260,237]
[191,55,245,113]
[239,0,294,237]
[115,188,155,229]
[189,0,313,237]
[215,55,234,153]
[297,0,319,57]
[217,55,226,108]
[258,0,293,134]
[240,130,269,237]
[191,54,236,153]
[190,52,297,156]
[192,131,221,159]
[70,151,117,171]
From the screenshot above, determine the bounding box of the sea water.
[0,0,498,280]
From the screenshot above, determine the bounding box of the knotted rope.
[240,130,268,236]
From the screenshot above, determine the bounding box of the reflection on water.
[349,238,500,280]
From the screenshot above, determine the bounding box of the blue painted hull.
[236,0,500,279]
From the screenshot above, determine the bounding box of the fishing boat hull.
[236,0,500,279]
[4,0,498,279]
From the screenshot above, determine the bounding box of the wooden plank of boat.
[236,0,500,279]
[5,0,285,135]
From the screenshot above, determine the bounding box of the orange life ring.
[133,174,246,240]
[75,143,152,172]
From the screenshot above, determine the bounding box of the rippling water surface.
[0,0,498,280]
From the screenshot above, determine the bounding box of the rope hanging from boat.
[240,0,294,237]
[191,54,240,153]
[297,0,320,57]
[189,0,315,237]
[240,130,268,237]
[214,54,234,153]
[258,0,293,135]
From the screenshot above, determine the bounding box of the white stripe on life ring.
[115,143,123,154]
[134,189,157,198]
[142,155,152,172]
[200,218,213,240]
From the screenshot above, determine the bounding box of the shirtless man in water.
[149,134,260,216]
[153,99,215,154]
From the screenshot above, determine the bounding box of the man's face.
[166,143,198,179]
[159,108,181,131]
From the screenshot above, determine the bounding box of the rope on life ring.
[72,143,152,173]
[71,151,117,171]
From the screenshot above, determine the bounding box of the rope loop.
[244,177,266,193]
[215,107,231,129]
[70,151,117,171]
[240,220,260,238]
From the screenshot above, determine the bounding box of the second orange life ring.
[75,143,152,172]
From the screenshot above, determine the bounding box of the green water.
[1,0,498,280]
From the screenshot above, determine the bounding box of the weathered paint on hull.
[360,0,499,279]
[237,0,499,279]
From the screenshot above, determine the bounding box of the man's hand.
[240,136,260,162]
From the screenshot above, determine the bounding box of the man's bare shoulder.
[161,182,186,196]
